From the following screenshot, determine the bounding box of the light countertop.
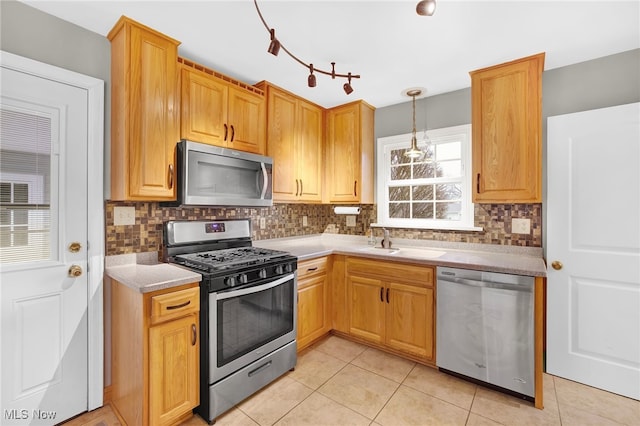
[105,252,202,293]
[254,234,547,277]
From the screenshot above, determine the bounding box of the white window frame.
[374,124,482,231]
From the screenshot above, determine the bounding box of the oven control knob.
[285,263,293,273]
[238,273,248,284]
[224,276,237,287]
[258,269,267,279]
[275,265,284,275]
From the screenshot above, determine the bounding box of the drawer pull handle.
[248,360,272,377]
[307,267,318,272]
[191,324,197,346]
[166,300,191,310]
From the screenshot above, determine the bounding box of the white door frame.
[0,50,105,410]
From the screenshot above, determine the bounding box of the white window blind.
[0,108,52,263]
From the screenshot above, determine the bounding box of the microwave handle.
[260,162,269,200]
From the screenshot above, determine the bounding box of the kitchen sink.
[358,246,445,259]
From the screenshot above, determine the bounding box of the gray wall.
[1,0,112,195]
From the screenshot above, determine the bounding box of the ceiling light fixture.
[416,0,437,16]
[254,0,360,94]
[404,88,425,159]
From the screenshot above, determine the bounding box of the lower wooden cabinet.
[346,257,435,362]
[297,257,331,350]
[111,281,200,426]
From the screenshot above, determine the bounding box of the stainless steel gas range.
[164,219,297,424]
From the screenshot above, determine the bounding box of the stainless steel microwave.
[167,140,273,207]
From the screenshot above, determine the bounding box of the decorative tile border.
[104,201,542,256]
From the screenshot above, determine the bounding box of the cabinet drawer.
[298,257,328,280]
[150,287,200,325]
[346,257,433,286]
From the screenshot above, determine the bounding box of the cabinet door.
[228,87,266,154]
[326,105,360,203]
[128,25,179,199]
[471,53,544,203]
[149,314,199,426]
[297,100,323,202]
[348,274,384,344]
[297,273,329,350]
[385,282,434,360]
[180,68,228,146]
[267,90,298,201]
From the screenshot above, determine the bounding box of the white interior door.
[546,102,640,400]
[0,64,90,424]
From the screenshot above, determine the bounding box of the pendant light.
[404,88,424,159]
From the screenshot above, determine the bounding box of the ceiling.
[21,0,640,109]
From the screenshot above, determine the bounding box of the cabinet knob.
[551,261,563,270]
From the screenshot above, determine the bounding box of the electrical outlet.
[512,218,531,234]
[259,217,266,230]
[113,206,135,226]
[346,215,356,227]
[302,216,308,227]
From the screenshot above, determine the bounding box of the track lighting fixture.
[268,28,280,56]
[416,0,437,16]
[404,88,424,159]
[308,64,316,88]
[254,0,359,94]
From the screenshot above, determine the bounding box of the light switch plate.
[512,218,531,234]
[259,217,266,229]
[114,206,135,226]
[346,215,356,227]
[302,216,308,227]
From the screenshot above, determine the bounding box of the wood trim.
[103,385,112,404]
[179,57,264,96]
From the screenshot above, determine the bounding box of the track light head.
[416,0,436,16]
[308,64,316,87]
[343,73,353,95]
[268,28,280,56]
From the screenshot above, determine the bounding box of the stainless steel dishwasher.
[436,266,535,399]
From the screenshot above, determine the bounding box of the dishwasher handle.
[438,276,533,293]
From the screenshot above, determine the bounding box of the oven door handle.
[215,273,295,300]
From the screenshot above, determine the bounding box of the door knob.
[551,261,563,270]
[68,242,82,253]
[68,265,83,277]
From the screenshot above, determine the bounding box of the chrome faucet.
[381,228,392,249]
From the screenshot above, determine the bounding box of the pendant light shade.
[404,88,424,159]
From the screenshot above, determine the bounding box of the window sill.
[370,222,484,232]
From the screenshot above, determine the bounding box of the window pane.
[0,108,52,262]
[389,203,410,218]
[14,183,29,203]
[390,149,410,165]
[436,141,461,161]
[436,160,461,178]
[390,165,411,180]
[413,202,434,219]
[412,162,435,179]
[389,186,410,201]
[412,185,434,200]
[436,201,462,220]
[436,183,461,201]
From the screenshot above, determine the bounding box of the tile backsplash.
[105,201,541,256]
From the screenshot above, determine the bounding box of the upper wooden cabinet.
[470,53,545,203]
[325,100,375,204]
[257,82,323,202]
[180,59,266,155]
[108,16,180,201]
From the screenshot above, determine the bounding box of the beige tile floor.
[66,335,640,426]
